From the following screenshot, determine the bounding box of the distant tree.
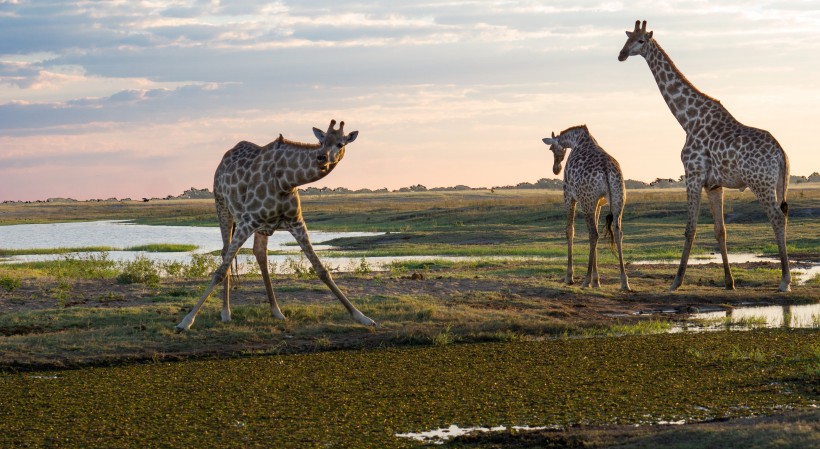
[808,172,820,182]
[624,179,650,189]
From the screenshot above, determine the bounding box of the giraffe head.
[311,119,358,173]
[618,20,653,62]
[541,131,568,175]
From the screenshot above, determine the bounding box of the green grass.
[0,246,115,256]
[3,187,819,261]
[0,243,197,256]
[124,244,198,252]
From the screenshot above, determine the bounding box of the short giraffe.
[619,20,791,292]
[543,125,630,291]
[176,120,375,331]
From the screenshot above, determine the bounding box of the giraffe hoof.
[175,316,194,332]
[353,312,376,326]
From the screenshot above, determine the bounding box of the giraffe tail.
[603,163,617,256]
[228,223,241,288]
[778,148,790,219]
[604,212,616,255]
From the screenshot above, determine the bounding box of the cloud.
[0,0,818,201]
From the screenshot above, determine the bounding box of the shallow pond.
[1,221,818,282]
[680,303,820,330]
[633,252,819,285]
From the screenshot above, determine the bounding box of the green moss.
[0,330,817,448]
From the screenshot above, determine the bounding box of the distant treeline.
[297,172,820,195]
[6,173,818,204]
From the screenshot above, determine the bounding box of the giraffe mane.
[558,124,589,136]
[268,137,322,150]
[651,40,722,105]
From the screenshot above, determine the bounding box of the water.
[1,222,817,281]
[633,252,820,285]
[0,220,541,274]
[0,220,377,253]
[681,303,820,330]
[396,424,552,444]
[0,220,385,272]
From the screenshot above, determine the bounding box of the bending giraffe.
[176,120,376,332]
[618,20,791,292]
[542,125,630,291]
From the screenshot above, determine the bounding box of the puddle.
[676,303,820,331]
[633,252,819,285]
[396,424,552,444]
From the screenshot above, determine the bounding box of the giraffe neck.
[269,141,339,191]
[561,126,598,151]
[642,40,730,133]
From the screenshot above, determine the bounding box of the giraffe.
[176,120,376,331]
[618,20,791,292]
[542,125,630,291]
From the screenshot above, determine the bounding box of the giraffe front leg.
[288,222,376,326]
[565,200,576,285]
[176,224,253,332]
[706,187,734,290]
[253,233,286,320]
[671,181,703,291]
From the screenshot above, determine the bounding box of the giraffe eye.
[638,39,645,44]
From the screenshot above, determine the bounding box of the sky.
[1,1,819,201]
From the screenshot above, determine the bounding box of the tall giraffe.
[618,20,791,292]
[542,125,630,291]
[176,120,376,332]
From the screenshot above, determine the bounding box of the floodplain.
[1,186,818,448]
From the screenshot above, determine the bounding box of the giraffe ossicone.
[619,20,791,292]
[176,119,375,332]
[542,125,630,291]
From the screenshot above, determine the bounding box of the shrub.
[117,256,160,287]
[183,253,219,278]
[0,275,21,292]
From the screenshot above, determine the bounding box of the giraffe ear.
[345,130,358,143]
[625,31,633,38]
[542,137,554,145]
[313,127,326,142]
[646,30,653,39]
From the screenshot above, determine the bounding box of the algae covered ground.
[2,330,817,448]
[1,187,819,447]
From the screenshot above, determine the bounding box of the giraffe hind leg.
[565,200,576,285]
[759,192,791,292]
[671,182,703,291]
[582,206,601,289]
[707,187,734,290]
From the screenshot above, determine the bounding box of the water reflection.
[683,304,820,330]
[633,252,819,285]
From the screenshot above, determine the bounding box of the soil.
[1,262,811,324]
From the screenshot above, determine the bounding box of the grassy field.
[0,187,818,448]
[3,186,819,260]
